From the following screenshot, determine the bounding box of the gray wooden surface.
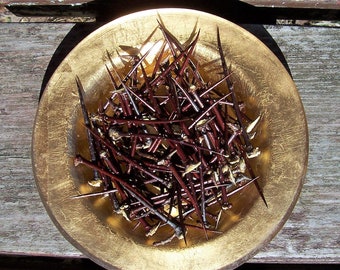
[1,0,339,8]
[0,22,339,266]
[241,0,340,9]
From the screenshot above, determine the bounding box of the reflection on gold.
[78,183,93,194]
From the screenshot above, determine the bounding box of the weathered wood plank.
[0,0,94,22]
[2,0,339,9]
[251,25,340,263]
[2,0,339,24]
[0,23,339,265]
[241,0,340,9]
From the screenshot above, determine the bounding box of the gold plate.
[32,8,308,270]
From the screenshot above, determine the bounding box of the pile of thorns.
[73,21,265,246]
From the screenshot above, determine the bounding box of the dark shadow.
[91,0,277,24]
[91,0,340,23]
[39,22,105,100]
[240,24,292,76]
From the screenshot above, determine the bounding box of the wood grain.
[0,22,339,265]
[1,0,339,8]
[2,1,339,24]
[241,0,340,9]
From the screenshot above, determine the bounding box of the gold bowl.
[32,8,308,270]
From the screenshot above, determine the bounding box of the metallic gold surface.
[32,9,308,270]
